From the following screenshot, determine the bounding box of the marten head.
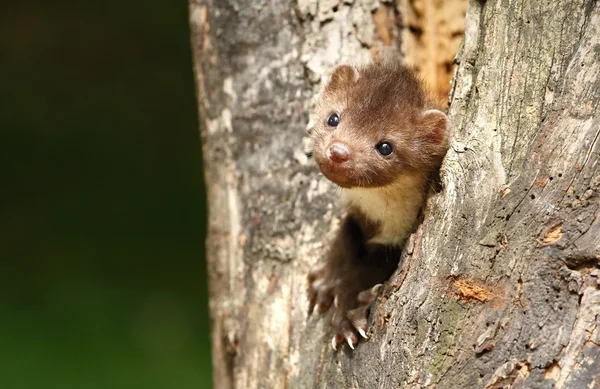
[309,63,449,189]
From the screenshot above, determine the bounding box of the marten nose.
[326,143,350,164]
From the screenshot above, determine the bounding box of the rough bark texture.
[190,0,600,388]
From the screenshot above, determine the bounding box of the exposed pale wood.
[401,0,468,101]
[190,0,600,388]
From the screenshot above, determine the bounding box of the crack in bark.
[582,127,600,171]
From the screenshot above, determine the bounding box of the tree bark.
[189,0,600,388]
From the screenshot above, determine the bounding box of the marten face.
[309,63,449,189]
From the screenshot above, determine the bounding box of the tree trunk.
[189,0,600,388]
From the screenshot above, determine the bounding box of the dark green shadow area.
[0,1,211,388]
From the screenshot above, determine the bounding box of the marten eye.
[327,113,340,127]
[376,142,393,156]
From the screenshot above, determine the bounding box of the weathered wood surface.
[189,0,600,388]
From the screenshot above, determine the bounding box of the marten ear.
[421,109,449,146]
[325,65,359,92]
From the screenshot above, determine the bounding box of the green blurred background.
[1,1,211,388]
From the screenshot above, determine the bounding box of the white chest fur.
[341,173,426,247]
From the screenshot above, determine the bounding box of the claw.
[358,328,368,339]
[334,295,339,308]
[347,337,355,350]
[315,303,329,313]
[331,333,344,351]
[357,283,383,304]
[372,283,383,294]
[331,333,343,351]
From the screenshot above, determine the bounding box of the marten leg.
[307,215,366,314]
[308,216,400,349]
[330,250,398,350]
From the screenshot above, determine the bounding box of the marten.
[307,60,450,350]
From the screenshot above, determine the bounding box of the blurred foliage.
[0,0,211,388]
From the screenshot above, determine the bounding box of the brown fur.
[307,60,450,350]
[310,61,449,189]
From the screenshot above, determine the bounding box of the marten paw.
[307,262,336,314]
[330,284,382,350]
